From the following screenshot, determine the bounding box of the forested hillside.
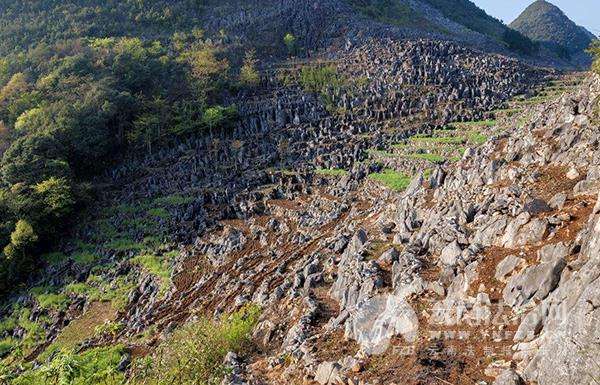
[420,0,538,54]
[510,0,596,66]
[0,0,208,55]
[0,3,251,295]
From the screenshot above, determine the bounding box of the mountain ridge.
[510,0,596,68]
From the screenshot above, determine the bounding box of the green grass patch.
[492,108,521,116]
[0,315,17,335]
[42,252,68,266]
[99,276,137,311]
[72,252,98,265]
[409,135,465,145]
[13,345,126,385]
[0,338,15,358]
[367,149,398,158]
[131,254,172,295]
[467,131,488,145]
[129,304,261,385]
[405,153,446,164]
[147,207,171,219]
[15,308,47,352]
[369,169,412,191]
[64,281,100,298]
[451,119,496,128]
[315,168,348,177]
[35,292,69,311]
[105,238,144,252]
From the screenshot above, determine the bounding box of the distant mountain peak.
[510,0,594,52]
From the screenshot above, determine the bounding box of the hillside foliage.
[0,0,210,56]
[510,0,594,57]
[421,0,538,54]
[0,2,257,295]
[589,41,600,74]
[347,0,429,28]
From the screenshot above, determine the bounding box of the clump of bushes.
[299,65,344,94]
[130,304,261,385]
[10,345,126,385]
[589,40,600,75]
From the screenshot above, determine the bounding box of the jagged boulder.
[344,293,419,355]
[503,257,566,308]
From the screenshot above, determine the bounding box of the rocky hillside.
[510,0,597,68]
[0,0,538,60]
[0,1,599,385]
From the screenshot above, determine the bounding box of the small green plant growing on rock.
[315,168,348,177]
[283,33,297,56]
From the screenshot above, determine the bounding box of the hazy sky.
[472,0,600,36]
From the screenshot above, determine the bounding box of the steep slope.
[0,34,557,385]
[0,0,539,60]
[420,0,538,54]
[510,0,596,67]
[1,1,597,385]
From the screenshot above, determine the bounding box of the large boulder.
[503,257,566,308]
[314,361,342,385]
[493,369,524,385]
[344,293,419,355]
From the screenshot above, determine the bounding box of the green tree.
[588,40,600,74]
[33,177,75,224]
[1,134,70,185]
[183,45,230,91]
[2,219,38,286]
[202,105,237,131]
[283,33,297,56]
[239,50,260,87]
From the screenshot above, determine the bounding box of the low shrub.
[130,304,261,385]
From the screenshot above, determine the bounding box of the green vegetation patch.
[40,302,118,363]
[299,65,345,94]
[105,237,144,252]
[450,119,496,128]
[404,153,446,164]
[147,207,171,219]
[129,304,261,385]
[132,253,173,295]
[13,345,126,385]
[0,337,15,358]
[421,0,538,54]
[31,287,69,311]
[369,169,412,191]
[315,168,348,177]
[72,251,99,265]
[347,0,430,28]
[468,131,488,145]
[367,149,398,158]
[410,135,465,145]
